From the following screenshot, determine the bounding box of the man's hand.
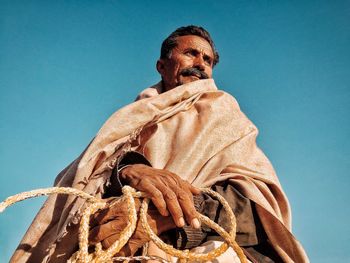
[89,198,175,255]
[120,164,201,228]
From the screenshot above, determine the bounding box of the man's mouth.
[180,68,209,80]
[189,75,200,80]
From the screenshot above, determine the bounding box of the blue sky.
[0,0,349,262]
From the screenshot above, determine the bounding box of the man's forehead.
[174,35,214,57]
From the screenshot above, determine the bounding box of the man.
[11,26,308,262]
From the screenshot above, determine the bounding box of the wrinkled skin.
[89,35,215,255]
[157,35,214,91]
[89,165,201,255]
[89,198,173,255]
[120,164,201,228]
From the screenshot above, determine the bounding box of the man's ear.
[156,59,165,75]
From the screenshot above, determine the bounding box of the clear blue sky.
[1,1,349,262]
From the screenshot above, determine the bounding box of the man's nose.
[193,56,205,71]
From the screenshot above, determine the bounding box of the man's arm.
[104,151,201,229]
[96,152,282,262]
[90,151,200,255]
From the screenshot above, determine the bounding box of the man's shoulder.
[135,82,163,101]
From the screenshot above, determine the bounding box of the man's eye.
[204,58,213,66]
[185,50,197,56]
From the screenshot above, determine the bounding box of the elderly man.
[11,26,308,262]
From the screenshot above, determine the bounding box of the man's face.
[157,35,214,91]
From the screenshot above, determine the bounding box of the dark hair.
[160,25,219,66]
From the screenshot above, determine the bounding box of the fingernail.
[192,218,201,229]
[178,217,185,227]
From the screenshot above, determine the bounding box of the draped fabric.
[11,79,308,262]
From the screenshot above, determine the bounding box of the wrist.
[119,165,133,184]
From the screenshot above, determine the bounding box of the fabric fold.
[11,79,308,263]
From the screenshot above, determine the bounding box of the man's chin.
[178,76,201,86]
[167,77,207,91]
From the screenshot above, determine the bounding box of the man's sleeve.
[174,182,258,249]
[179,182,282,262]
[104,152,259,245]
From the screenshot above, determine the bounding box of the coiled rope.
[0,186,248,263]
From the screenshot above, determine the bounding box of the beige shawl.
[11,79,308,263]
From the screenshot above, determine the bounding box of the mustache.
[180,68,209,79]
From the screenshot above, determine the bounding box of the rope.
[0,186,248,263]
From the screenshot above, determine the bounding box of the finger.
[137,180,169,217]
[90,208,110,227]
[101,232,120,249]
[116,240,142,257]
[161,173,198,226]
[101,233,144,253]
[167,171,200,196]
[90,199,126,226]
[162,190,185,227]
[151,192,169,217]
[177,189,200,228]
[116,246,130,257]
[187,181,201,195]
[89,220,125,244]
[128,239,145,255]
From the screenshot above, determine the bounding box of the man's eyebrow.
[183,47,213,59]
[183,47,199,53]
